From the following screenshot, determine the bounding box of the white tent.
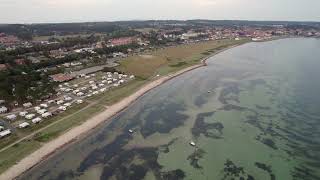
[42,112,52,118]
[40,104,48,108]
[32,117,42,124]
[0,106,8,113]
[19,111,28,117]
[23,102,33,108]
[19,122,30,129]
[25,114,36,120]
[0,129,11,138]
[37,109,47,115]
[6,114,17,120]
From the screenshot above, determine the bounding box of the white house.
[23,102,33,108]
[0,106,8,114]
[6,114,17,121]
[25,114,36,120]
[130,75,135,79]
[19,111,28,117]
[0,129,11,138]
[0,126,4,131]
[32,117,42,124]
[19,122,30,129]
[42,112,52,118]
[76,100,83,104]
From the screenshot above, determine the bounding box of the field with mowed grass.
[117,39,248,79]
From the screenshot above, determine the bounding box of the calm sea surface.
[20,38,320,180]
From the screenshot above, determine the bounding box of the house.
[23,102,33,108]
[50,73,74,82]
[0,129,11,138]
[32,117,42,124]
[19,111,28,117]
[42,112,52,118]
[19,122,30,129]
[6,114,17,121]
[0,126,4,131]
[25,114,36,120]
[15,58,26,65]
[0,64,7,71]
[76,100,83,104]
[0,106,8,114]
[110,37,135,46]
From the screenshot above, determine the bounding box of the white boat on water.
[190,141,196,146]
[128,129,134,133]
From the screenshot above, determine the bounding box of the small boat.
[190,141,196,146]
[208,91,211,93]
[128,129,134,133]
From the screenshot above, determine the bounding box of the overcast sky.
[1,0,319,24]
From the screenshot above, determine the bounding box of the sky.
[0,0,319,24]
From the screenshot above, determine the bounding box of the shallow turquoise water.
[20,38,320,180]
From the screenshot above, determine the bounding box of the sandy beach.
[0,62,206,180]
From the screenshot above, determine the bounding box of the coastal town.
[1,21,320,144]
[0,20,320,178]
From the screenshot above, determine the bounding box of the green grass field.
[0,38,249,174]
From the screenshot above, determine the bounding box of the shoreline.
[0,43,244,180]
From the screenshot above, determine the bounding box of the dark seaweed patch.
[220,104,248,111]
[255,162,276,180]
[218,83,241,104]
[192,112,224,139]
[292,166,320,180]
[194,95,208,107]
[140,102,188,138]
[222,159,255,180]
[161,169,186,180]
[260,138,278,150]
[187,149,206,169]
[255,105,271,110]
